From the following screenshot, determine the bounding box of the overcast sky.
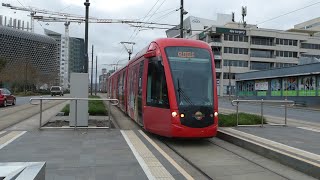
[1,0,320,75]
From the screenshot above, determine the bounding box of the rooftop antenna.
[232,12,235,22]
[241,6,247,28]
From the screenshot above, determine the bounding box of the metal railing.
[231,99,295,127]
[29,97,119,129]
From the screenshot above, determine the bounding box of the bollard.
[108,100,111,129]
[75,99,78,130]
[285,98,288,126]
[261,99,264,127]
[39,98,43,129]
[236,101,239,127]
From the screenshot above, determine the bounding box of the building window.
[224,60,248,67]
[301,43,320,50]
[276,51,298,58]
[224,34,228,41]
[250,49,274,58]
[215,60,221,68]
[251,36,274,46]
[223,34,248,42]
[276,38,298,46]
[250,61,271,70]
[223,73,235,79]
[224,47,248,55]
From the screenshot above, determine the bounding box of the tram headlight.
[180,113,185,118]
[214,112,218,117]
[171,111,178,117]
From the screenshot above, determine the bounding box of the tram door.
[137,61,144,126]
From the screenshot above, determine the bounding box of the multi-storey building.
[0,26,59,89]
[45,29,85,89]
[69,37,85,74]
[99,68,112,93]
[44,29,68,89]
[166,14,320,96]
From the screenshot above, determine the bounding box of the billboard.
[255,80,268,90]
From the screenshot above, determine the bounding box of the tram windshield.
[165,46,214,107]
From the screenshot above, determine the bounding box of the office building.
[45,29,85,89]
[166,14,320,96]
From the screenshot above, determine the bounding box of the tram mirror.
[144,50,156,58]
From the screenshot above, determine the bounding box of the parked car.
[50,86,64,96]
[0,88,16,107]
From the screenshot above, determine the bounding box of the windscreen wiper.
[177,78,194,106]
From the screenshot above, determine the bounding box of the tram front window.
[165,47,214,107]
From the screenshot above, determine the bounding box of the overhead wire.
[257,1,320,25]
[148,9,178,24]
[131,0,167,41]
[113,0,161,64]
[115,0,163,64]
[138,7,178,20]
[128,0,161,41]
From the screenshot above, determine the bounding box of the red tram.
[108,38,218,138]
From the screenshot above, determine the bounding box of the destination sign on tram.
[166,47,211,60]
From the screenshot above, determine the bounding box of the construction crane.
[1,3,93,33]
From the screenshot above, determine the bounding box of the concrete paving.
[0,130,148,180]
[234,126,320,155]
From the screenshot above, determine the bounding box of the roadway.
[218,97,320,124]
[0,95,55,109]
[15,95,51,106]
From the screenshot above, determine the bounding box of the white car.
[50,86,64,96]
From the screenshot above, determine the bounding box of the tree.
[0,58,7,73]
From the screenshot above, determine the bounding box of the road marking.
[0,131,6,136]
[223,128,320,162]
[121,130,174,180]
[0,131,26,150]
[297,127,320,133]
[139,130,194,180]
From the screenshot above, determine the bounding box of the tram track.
[159,137,214,180]
[157,136,314,180]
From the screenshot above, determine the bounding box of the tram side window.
[147,58,169,108]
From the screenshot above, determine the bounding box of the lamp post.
[180,0,188,38]
[84,0,90,73]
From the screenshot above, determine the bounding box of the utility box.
[70,73,89,127]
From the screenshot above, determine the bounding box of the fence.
[231,99,295,127]
[29,97,119,129]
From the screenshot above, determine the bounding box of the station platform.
[0,129,189,180]
[218,126,320,179]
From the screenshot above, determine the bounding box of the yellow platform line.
[121,130,174,180]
